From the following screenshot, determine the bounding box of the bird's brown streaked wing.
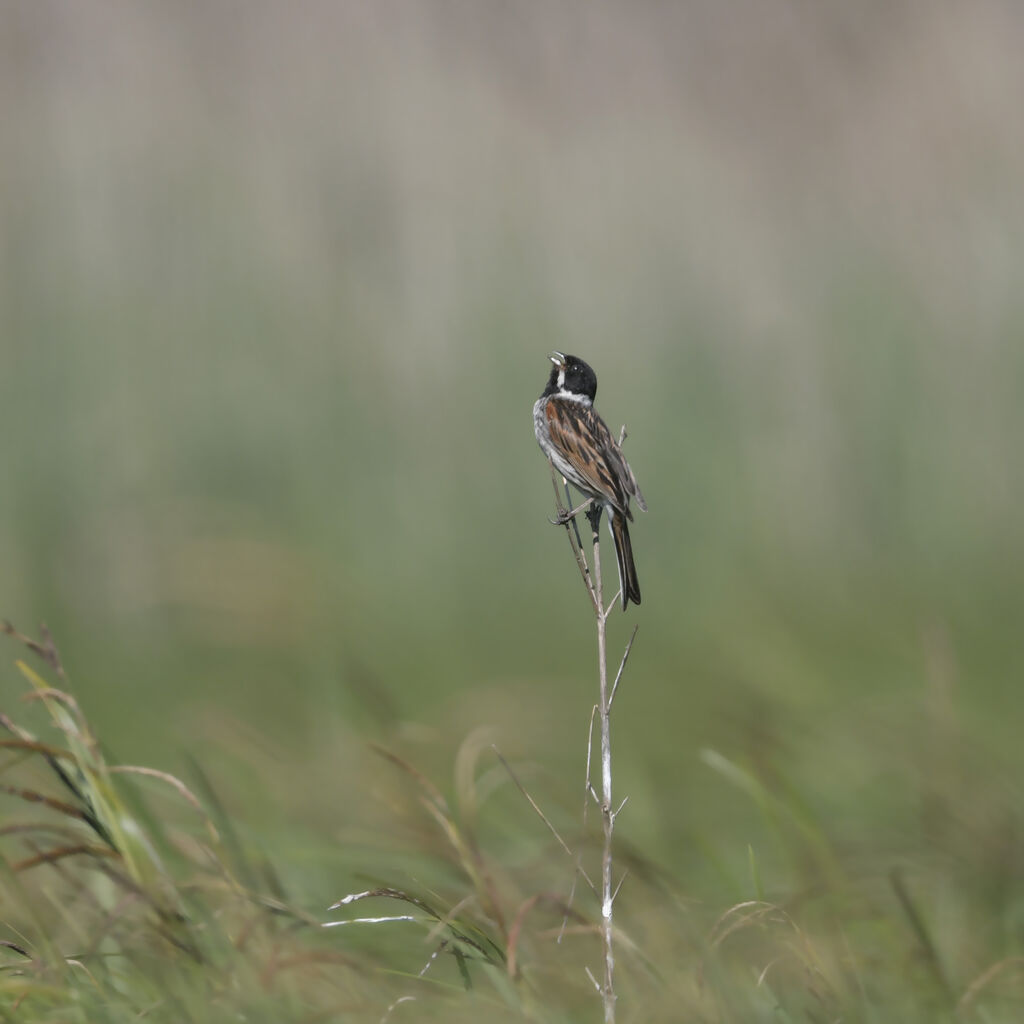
[545,399,637,516]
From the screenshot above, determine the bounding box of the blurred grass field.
[2,3,1024,1020]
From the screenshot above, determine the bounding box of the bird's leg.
[549,496,595,526]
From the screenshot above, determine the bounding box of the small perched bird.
[533,352,647,609]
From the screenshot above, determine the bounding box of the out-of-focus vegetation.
[2,3,1024,1020]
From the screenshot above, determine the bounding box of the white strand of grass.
[322,915,419,927]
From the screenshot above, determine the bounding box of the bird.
[533,352,647,609]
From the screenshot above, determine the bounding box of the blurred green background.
[3,2,1024,1018]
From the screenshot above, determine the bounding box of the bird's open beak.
[549,351,566,367]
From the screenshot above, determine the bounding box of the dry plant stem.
[492,745,593,890]
[609,625,639,710]
[585,504,617,1024]
[549,464,598,611]
[548,464,633,1021]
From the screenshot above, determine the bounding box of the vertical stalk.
[550,467,636,1023]
[586,505,616,1023]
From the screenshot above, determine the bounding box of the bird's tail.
[609,512,642,609]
